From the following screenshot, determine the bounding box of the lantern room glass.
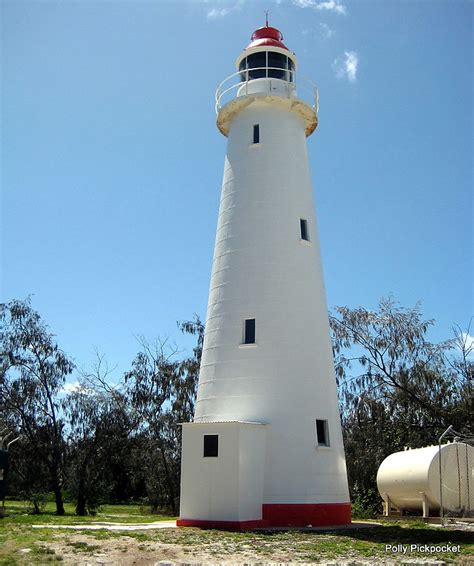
[239,52,295,82]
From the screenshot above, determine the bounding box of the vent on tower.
[300,219,309,241]
[253,124,260,144]
[243,318,256,344]
[316,419,330,446]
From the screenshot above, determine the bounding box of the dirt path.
[32,520,178,531]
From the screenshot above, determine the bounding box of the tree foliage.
[0,299,74,514]
[63,356,133,515]
[123,315,203,515]
[2,297,470,519]
[330,298,472,515]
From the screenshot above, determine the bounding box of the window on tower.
[316,420,330,446]
[300,219,309,241]
[203,434,218,457]
[243,318,256,344]
[253,124,260,144]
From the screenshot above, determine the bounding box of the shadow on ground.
[257,524,472,545]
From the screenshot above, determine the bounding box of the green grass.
[2,500,174,525]
[0,501,175,565]
[1,505,473,565]
[0,525,64,565]
[66,541,101,554]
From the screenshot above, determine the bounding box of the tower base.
[263,503,352,527]
[177,503,352,530]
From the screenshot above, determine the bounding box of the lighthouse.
[177,23,351,529]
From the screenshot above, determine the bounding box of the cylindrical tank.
[377,442,474,513]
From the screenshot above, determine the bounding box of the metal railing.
[215,67,319,114]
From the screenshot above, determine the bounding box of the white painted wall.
[179,422,267,521]
[377,443,474,512]
[238,424,267,519]
[194,97,350,506]
[237,77,297,98]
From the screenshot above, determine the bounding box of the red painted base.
[263,503,352,527]
[177,503,351,530]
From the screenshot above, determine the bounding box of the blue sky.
[2,0,472,383]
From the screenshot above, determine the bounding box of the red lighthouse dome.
[246,25,289,51]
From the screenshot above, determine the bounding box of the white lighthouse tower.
[177,23,351,529]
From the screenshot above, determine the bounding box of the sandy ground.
[25,521,473,565]
[25,525,470,566]
[41,531,453,566]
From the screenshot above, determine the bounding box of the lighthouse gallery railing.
[215,67,319,115]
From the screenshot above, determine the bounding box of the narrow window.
[244,318,256,344]
[203,434,218,457]
[316,420,330,446]
[253,124,260,144]
[300,218,309,241]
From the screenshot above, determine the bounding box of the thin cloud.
[301,24,335,40]
[61,381,88,394]
[319,22,335,39]
[207,7,229,19]
[333,50,358,82]
[461,332,474,356]
[61,380,119,395]
[293,0,347,15]
[317,0,347,14]
[206,0,244,20]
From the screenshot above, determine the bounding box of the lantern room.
[236,26,297,82]
[215,24,318,137]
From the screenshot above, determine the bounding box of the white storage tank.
[377,442,474,517]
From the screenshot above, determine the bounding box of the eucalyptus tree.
[63,354,134,515]
[447,323,473,430]
[329,298,470,515]
[0,299,74,515]
[174,316,204,423]
[124,315,204,514]
[4,434,50,513]
[330,297,457,426]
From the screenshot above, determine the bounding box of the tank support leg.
[420,492,429,518]
[383,494,391,516]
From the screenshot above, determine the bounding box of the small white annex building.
[177,24,351,529]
